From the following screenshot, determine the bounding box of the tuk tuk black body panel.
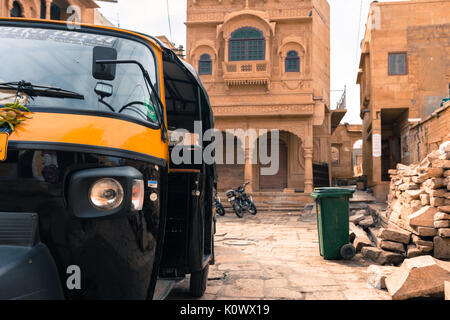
[162,170,214,276]
[0,148,164,299]
[0,243,64,300]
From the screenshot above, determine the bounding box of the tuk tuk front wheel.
[189,264,209,298]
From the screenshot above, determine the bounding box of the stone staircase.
[217,189,383,215]
[349,190,378,211]
[219,192,313,214]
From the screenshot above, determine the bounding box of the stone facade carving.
[1,0,112,25]
[186,0,331,193]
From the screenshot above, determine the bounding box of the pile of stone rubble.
[386,141,450,260]
[359,141,450,300]
[367,255,450,300]
[349,141,450,267]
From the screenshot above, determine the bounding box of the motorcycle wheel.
[216,204,225,216]
[247,202,257,215]
[232,202,244,218]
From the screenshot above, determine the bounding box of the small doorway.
[381,109,408,181]
[259,139,288,190]
[10,1,22,17]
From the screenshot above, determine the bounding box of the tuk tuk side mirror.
[93,46,118,81]
[95,82,113,98]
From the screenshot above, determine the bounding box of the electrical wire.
[355,0,364,69]
[166,0,173,43]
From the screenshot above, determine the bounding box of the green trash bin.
[310,187,356,260]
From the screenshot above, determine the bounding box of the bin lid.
[310,187,356,199]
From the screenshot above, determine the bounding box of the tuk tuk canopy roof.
[147,35,214,133]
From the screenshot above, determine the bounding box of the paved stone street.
[168,210,391,300]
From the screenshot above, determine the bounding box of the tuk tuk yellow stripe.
[8,112,169,162]
[0,133,8,161]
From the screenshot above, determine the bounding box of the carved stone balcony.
[222,60,271,87]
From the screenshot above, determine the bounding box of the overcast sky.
[96,0,405,125]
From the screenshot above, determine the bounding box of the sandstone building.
[186,0,341,194]
[0,0,114,26]
[156,35,185,59]
[331,124,362,184]
[357,0,450,201]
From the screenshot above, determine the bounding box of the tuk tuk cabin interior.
[159,46,215,280]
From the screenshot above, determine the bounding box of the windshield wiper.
[0,81,84,100]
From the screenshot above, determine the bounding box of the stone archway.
[216,131,245,191]
[258,131,288,191]
[214,121,314,194]
[8,0,42,18]
[49,0,71,21]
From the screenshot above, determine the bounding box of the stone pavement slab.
[167,210,390,300]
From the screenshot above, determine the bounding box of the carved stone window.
[388,52,407,75]
[331,145,340,165]
[285,50,300,72]
[51,4,61,20]
[10,1,23,17]
[198,54,212,75]
[229,27,265,61]
[40,0,46,19]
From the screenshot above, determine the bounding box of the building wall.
[156,35,185,59]
[94,8,114,27]
[356,0,450,201]
[186,0,332,193]
[0,0,112,25]
[407,23,450,119]
[410,101,450,164]
[330,124,362,180]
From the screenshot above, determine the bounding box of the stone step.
[220,192,313,202]
[220,207,303,213]
[222,204,304,211]
[367,203,390,227]
[350,190,377,203]
[222,202,304,207]
[218,192,313,212]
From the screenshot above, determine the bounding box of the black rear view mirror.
[93,46,118,80]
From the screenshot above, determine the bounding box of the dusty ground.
[167,210,390,300]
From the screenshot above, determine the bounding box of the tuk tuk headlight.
[131,179,145,211]
[89,178,124,210]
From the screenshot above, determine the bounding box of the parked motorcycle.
[214,193,225,216]
[225,182,257,218]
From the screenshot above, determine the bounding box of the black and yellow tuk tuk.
[0,18,216,300]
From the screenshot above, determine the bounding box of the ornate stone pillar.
[46,0,52,20]
[304,147,313,194]
[302,125,314,194]
[244,145,254,193]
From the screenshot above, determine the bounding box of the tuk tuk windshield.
[0,26,160,126]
